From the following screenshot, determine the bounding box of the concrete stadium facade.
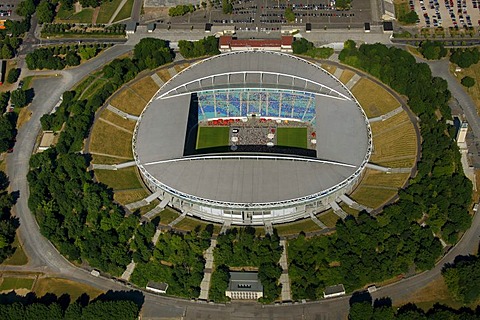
[133,51,372,225]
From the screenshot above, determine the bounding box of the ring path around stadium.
[133,51,372,225]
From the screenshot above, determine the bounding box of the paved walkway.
[126,190,162,210]
[116,161,136,169]
[368,106,404,123]
[89,151,132,160]
[152,228,162,246]
[151,73,164,87]
[120,260,136,281]
[278,240,292,301]
[143,204,164,221]
[310,212,327,229]
[106,104,139,121]
[219,221,231,234]
[329,201,348,219]
[345,74,361,90]
[98,118,132,134]
[198,239,217,300]
[338,194,373,213]
[91,163,116,170]
[333,67,343,79]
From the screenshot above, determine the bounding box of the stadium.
[133,51,372,225]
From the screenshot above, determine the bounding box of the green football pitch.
[276,127,308,149]
[196,126,230,149]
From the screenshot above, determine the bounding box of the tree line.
[178,36,220,59]
[442,252,480,304]
[131,226,212,298]
[349,299,479,320]
[28,38,174,276]
[0,290,142,319]
[292,38,334,59]
[211,227,283,303]
[26,44,108,70]
[285,41,473,300]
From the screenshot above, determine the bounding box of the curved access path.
[4,45,480,319]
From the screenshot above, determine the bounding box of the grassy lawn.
[92,154,131,165]
[0,277,34,291]
[394,0,411,25]
[339,69,355,84]
[130,77,160,102]
[174,216,222,234]
[351,79,401,118]
[158,208,180,225]
[114,188,149,205]
[113,0,134,22]
[57,8,94,23]
[1,237,28,266]
[110,88,148,116]
[350,186,398,209]
[274,218,321,236]
[34,277,104,301]
[276,127,307,149]
[94,167,142,190]
[393,276,477,310]
[196,126,230,149]
[317,209,339,228]
[89,120,133,158]
[97,0,124,23]
[100,109,136,132]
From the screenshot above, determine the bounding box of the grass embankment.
[339,69,355,84]
[174,216,222,234]
[55,6,94,23]
[96,0,125,24]
[370,111,418,168]
[274,218,322,236]
[94,167,142,190]
[89,120,133,158]
[351,78,401,118]
[113,0,134,22]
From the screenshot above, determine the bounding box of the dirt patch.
[74,2,82,13]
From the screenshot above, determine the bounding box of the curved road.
[2,44,479,319]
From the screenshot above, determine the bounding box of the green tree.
[6,68,20,84]
[442,255,480,303]
[419,40,447,60]
[399,10,419,24]
[37,0,55,24]
[11,89,28,107]
[222,0,233,14]
[16,0,36,17]
[349,301,373,320]
[461,76,475,88]
[285,7,295,22]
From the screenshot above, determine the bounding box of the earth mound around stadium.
[133,51,372,225]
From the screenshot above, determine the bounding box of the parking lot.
[0,0,23,21]
[413,0,480,28]
[166,0,373,30]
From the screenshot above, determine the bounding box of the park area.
[196,126,230,149]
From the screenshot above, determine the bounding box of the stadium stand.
[197,89,316,124]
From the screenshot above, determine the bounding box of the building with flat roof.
[225,272,263,300]
[146,281,169,294]
[219,36,293,53]
[323,284,346,298]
